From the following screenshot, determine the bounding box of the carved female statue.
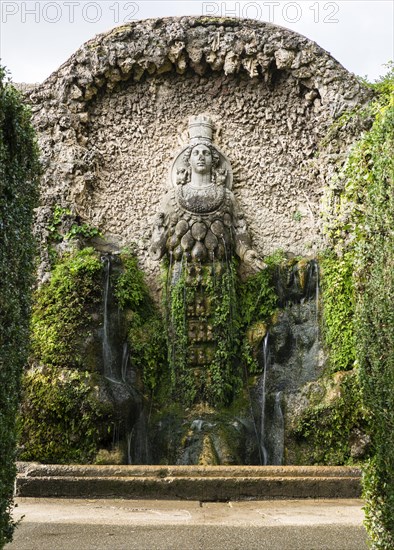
[151,116,265,271]
[151,115,264,406]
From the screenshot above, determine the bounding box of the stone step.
[16,463,361,501]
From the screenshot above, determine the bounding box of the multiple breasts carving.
[151,115,264,271]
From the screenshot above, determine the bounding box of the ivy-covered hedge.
[322,67,393,547]
[0,69,40,547]
[353,86,394,548]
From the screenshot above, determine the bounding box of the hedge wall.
[323,66,393,547]
[354,83,394,549]
[0,69,40,547]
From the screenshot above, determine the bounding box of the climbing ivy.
[320,251,356,373]
[163,256,278,408]
[114,250,167,395]
[163,261,239,406]
[321,65,394,547]
[0,68,40,547]
[204,261,241,405]
[353,79,394,549]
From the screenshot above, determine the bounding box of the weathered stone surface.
[16,463,362,500]
[25,17,371,292]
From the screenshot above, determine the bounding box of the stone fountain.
[19,16,372,468]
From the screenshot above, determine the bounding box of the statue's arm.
[150,194,171,261]
[231,192,267,271]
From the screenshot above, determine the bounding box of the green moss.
[238,262,278,328]
[114,252,148,310]
[150,396,257,465]
[31,248,102,368]
[161,253,279,407]
[18,367,112,463]
[291,370,367,465]
[20,248,109,464]
[114,250,167,395]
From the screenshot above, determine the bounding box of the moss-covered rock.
[285,369,368,465]
[18,367,113,463]
[31,247,103,369]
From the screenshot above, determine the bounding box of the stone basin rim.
[17,463,361,479]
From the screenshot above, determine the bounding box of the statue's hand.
[150,214,167,260]
[243,249,268,271]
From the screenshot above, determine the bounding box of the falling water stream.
[121,342,129,383]
[100,254,142,464]
[259,333,269,465]
[271,391,284,465]
[102,255,114,377]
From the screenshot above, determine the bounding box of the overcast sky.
[0,1,393,83]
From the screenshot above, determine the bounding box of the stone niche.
[27,16,370,289]
[23,17,373,466]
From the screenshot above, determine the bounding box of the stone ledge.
[16,464,361,501]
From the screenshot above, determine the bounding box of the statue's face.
[189,145,212,175]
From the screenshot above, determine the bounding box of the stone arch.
[28,17,371,286]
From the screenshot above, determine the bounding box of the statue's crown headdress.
[188,115,213,145]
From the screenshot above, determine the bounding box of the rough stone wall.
[27,16,371,289]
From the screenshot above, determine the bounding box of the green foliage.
[163,257,278,408]
[66,222,101,240]
[114,251,167,394]
[323,67,393,546]
[292,210,303,222]
[361,62,394,107]
[204,261,241,405]
[20,248,107,464]
[294,371,366,465]
[128,316,167,393]
[353,88,394,548]
[114,253,148,310]
[238,264,278,328]
[163,261,239,407]
[25,246,167,463]
[31,248,102,368]
[0,67,40,546]
[320,251,356,372]
[18,367,111,463]
[47,205,72,241]
[48,205,101,243]
[237,261,278,375]
[323,65,393,255]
